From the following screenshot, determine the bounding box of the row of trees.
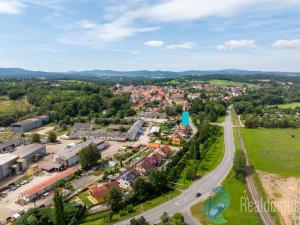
[16,190,86,225]
[107,170,169,213]
[0,80,135,127]
[129,212,187,225]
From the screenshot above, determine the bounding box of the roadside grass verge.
[198,133,224,175]
[241,128,300,177]
[191,172,262,225]
[176,133,225,190]
[190,127,262,225]
[79,189,180,225]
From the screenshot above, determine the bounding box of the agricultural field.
[241,128,300,177]
[0,96,30,115]
[276,102,300,109]
[208,79,257,88]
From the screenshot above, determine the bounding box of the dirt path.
[258,171,300,225]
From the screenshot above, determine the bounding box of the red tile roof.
[89,181,119,199]
[21,167,77,198]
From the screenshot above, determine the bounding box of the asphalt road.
[116,108,235,225]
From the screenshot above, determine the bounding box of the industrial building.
[53,139,106,167]
[0,138,26,153]
[0,154,19,179]
[11,115,49,133]
[20,167,77,201]
[13,144,46,164]
[0,144,46,179]
[126,120,144,141]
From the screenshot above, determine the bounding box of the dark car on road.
[195,192,202,198]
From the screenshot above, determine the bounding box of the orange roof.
[89,181,119,199]
[21,167,77,198]
[148,143,161,149]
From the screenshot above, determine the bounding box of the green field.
[241,128,300,177]
[191,172,262,225]
[208,80,257,88]
[0,96,29,114]
[276,102,300,109]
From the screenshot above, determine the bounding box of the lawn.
[0,96,29,115]
[275,102,300,109]
[241,128,300,177]
[78,191,94,207]
[79,190,181,225]
[208,80,257,88]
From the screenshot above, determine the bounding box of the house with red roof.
[88,181,119,204]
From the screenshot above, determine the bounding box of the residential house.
[147,152,164,167]
[147,143,161,149]
[119,169,140,189]
[89,181,119,204]
[135,158,154,176]
[170,133,183,145]
[159,145,172,158]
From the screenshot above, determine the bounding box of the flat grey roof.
[13,144,45,159]
[55,139,103,159]
[0,153,18,165]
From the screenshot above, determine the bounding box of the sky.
[1,0,300,72]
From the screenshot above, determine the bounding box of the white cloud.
[217,40,256,51]
[144,40,165,47]
[58,20,159,47]
[0,0,24,14]
[272,39,300,48]
[131,51,140,54]
[166,42,197,50]
[58,0,300,47]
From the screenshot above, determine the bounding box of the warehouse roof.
[11,115,49,127]
[20,167,77,199]
[0,153,18,165]
[55,139,103,160]
[13,144,45,159]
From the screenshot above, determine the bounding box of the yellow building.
[26,164,40,177]
[88,181,119,204]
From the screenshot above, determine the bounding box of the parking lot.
[0,171,58,222]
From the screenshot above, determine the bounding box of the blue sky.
[1,0,300,72]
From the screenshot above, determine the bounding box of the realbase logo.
[204,187,231,224]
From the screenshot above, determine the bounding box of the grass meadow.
[241,128,300,177]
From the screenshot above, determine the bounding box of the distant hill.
[0,67,299,78]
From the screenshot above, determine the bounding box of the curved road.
[116,109,235,225]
